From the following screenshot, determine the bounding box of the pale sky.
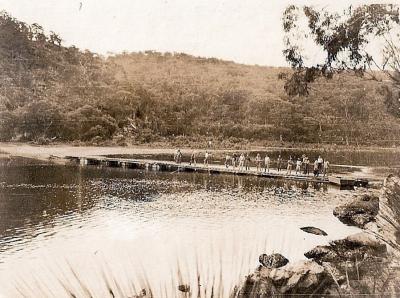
[0,0,393,66]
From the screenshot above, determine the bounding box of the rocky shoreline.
[239,175,400,297]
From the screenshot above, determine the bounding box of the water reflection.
[0,160,361,297]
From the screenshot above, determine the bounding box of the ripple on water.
[0,165,363,297]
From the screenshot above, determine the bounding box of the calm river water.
[0,158,362,297]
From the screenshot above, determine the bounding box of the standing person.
[302,155,307,173]
[323,160,330,177]
[245,153,251,171]
[313,159,319,177]
[286,156,293,175]
[204,151,210,167]
[295,158,302,175]
[317,156,323,173]
[232,153,237,168]
[178,150,182,164]
[190,151,197,166]
[264,154,271,173]
[255,153,262,172]
[239,153,245,171]
[303,157,310,175]
[277,155,282,172]
[224,154,231,168]
[175,149,182,164]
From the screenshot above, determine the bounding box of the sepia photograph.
[0,0,400,297]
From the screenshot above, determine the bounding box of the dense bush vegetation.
[0,11,399,146]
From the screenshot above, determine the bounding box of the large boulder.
[345,232,387,252]
[333,194,379,228]
[269,260,327,293]
[301,231,395,297]
[239,260,334,297]
[239,267,278,297]
[304,245,339,263]
[259,253,289,268]
[305,232,387,264]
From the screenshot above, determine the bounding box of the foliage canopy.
[282,4,400,99]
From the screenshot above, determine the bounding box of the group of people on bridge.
[174,149,330,177]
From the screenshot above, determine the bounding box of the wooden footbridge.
[65,155,369,188]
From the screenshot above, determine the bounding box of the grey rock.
[239,260,333,296]
[345,232,385,250]
[333,194,379,228]
[300,226,328,236]
[270,260,328,293]
[305,232,386,265]
[178,284,190,293]
[259,253,289,268]
[304,245,339,263]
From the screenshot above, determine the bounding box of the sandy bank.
[0,143,179,160]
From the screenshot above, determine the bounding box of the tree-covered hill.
[0,11,399,146]
[109,52,400,145]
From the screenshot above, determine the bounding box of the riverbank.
[0,143,178,160]
[239,175,400,296]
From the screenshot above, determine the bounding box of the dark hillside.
[0,11,399,146]
[109,52,400,145]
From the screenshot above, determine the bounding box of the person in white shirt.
[317,156,323,172]
[303,157,310,175]
[295,158,302,175]
[255,153,262,171]
[239,153,245,171]
[323,160,330,177]
[264,155,270,173]
[204,151,210,167]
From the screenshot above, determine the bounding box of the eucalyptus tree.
[282,4,400,101]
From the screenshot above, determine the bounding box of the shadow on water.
[0,157,361,297]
